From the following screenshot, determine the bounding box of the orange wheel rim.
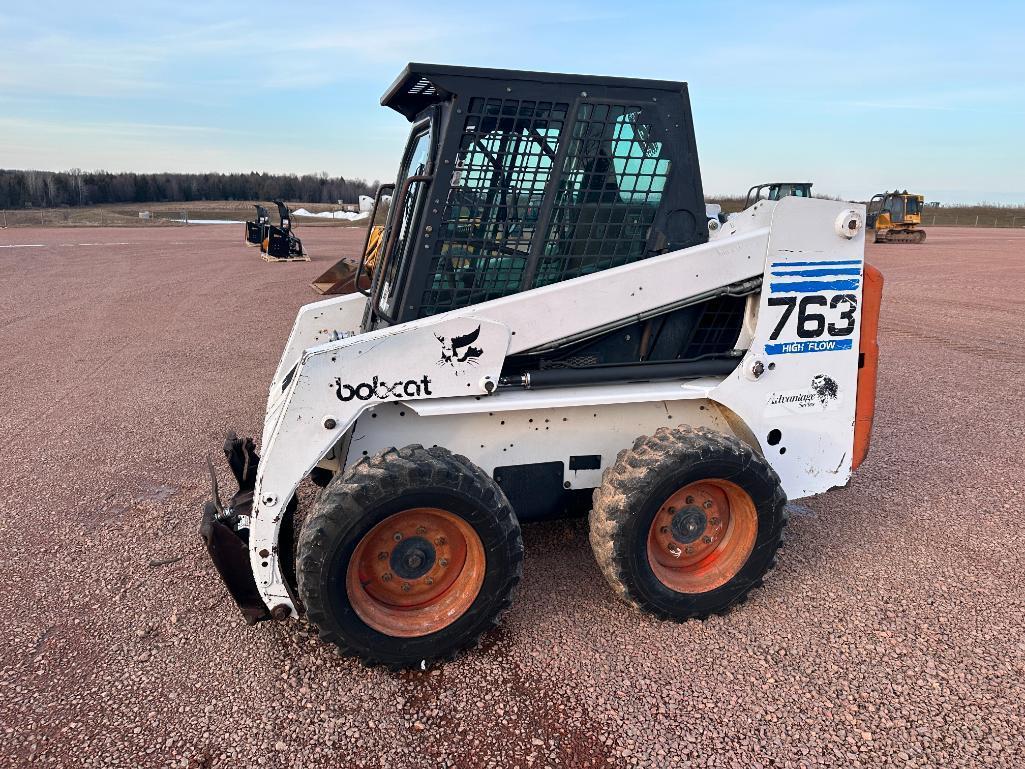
[646,479,757,594]
[346,508,485,637]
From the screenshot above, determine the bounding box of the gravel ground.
[1,224,1023,768]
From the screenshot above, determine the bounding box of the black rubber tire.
[297,445,522,669]
[589,426,787,620]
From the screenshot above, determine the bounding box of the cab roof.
[381,62,689,120]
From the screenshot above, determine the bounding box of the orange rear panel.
[853,263,884,469]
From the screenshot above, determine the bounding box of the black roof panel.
[382,62,688,120]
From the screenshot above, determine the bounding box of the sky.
[1,0,1023,204]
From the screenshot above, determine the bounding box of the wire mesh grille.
[682,296,747,358]
[533,103,672,288]
[418,98,569,317]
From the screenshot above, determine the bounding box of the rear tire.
[590,426,787,620]
[297,445,522,669]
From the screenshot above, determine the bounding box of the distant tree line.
[0,169,378,209]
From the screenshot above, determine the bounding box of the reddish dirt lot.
[1,224,1023,768]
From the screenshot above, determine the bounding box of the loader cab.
[743,182,812,209]
[868,193,895,226]
[362,64,708,331]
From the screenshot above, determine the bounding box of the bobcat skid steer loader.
[201,64,883,670]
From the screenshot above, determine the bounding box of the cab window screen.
[534,104,672,288]
[418,99,569,317]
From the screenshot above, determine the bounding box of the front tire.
[590,426,787,620]
[297,445,522,669]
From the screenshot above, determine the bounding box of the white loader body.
[248,196,868,616]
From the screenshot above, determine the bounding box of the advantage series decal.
[766,375,841,416]
[765,259,861,356]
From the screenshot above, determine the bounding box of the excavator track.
[875,229,926,244]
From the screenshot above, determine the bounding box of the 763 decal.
[764,294,858,355]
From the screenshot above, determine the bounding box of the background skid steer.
[743,182,813,209]
[202,64,882,670]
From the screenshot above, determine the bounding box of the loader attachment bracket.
[199,499,270,625]
[198,432,271,625]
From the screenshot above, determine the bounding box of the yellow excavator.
[867,190,926,243]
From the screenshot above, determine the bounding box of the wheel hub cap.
[670,506,707,544]
[390,537,436,580]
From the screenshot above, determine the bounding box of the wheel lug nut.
[393,532,403,541]
[685,496,694,504]
[667,506,676,514]
[703,500,713,509]
[381,573,392,582]
[401,582,411,592]
[416,526,427,535]
[378,551,388,560]
[702,535,713,544]
[710,517,720,526]
[685,546,694,554]
[439,558,449,567]
[435,537,446,546]
[425,577,434,585]
[660,526,669,534]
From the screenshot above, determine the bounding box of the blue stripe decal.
[770,279,860,293]
[770,259,862,267]
[769,268,862,277]
[766,339,853,355]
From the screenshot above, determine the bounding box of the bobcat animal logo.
[811,374,839,405]
[436,325,484,367]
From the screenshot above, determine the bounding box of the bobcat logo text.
[334,375,433,402]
